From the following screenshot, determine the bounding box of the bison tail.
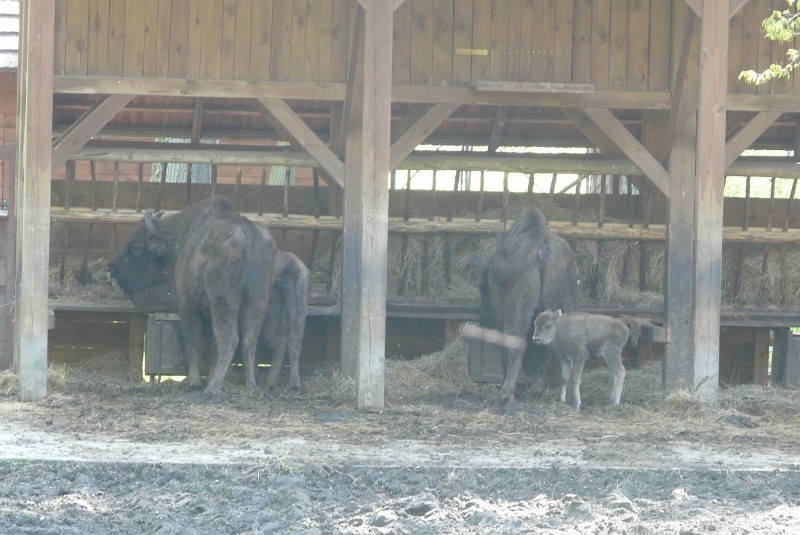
[245,232,276,311]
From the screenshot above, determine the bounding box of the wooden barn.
[2,0,800,409]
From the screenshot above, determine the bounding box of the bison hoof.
[203,392,224,404]
[496,388,515,406]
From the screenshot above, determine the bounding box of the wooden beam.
[392,85,672,108]
[70,143,800,178]
[389,103,459,170]
[54,76,348,100]
[729,0,750,19]
[16,0,55,400]
[341,1,393,411]
[49,209,800,244]
[692,0,729,403]
[191,98,205,143]
[256,99,345,187]
[51,94,134,170]
[582,107,670,196]
[724,111,782,169]
[728,94,800,112]
[54,75,674,109]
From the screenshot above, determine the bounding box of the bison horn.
[144,209,157,233]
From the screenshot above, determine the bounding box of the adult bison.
[108,195,278,399]
[260,249,310,391]
[478,205,580,404]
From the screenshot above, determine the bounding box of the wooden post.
[772,327,789,385]
[15,0,55,400]
[341,0,392,411]
[664,2,727,403]
[128,313,146,381]
[0,146,15,371]
[690,0,727,403]
[664,7,698,391]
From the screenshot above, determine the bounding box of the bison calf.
[261,250,310,390]
[531,310,629,411]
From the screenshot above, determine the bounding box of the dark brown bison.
[260,249,310,390]
[478,205,580,404]
[108,195,278,399]
[531,309,629,411]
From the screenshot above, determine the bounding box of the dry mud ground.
[1,342,800,534]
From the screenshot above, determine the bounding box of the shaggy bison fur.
[532,309,630,411]
[108,195,278,399]
[260,249,310,390]
[479,205,580,404]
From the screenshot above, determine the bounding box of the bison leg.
[203,300,241,396]
[180,311,208,390]
[265,335,288,389]
[523,344,551,395]
[498,347,524,404]
[558,357,572,404]
[240,307,268,393]
[601,343,626,406]
[569,351,588,411]
[286,330,303,390]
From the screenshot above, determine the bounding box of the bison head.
[108,210,176,308]
[531,309,562,345]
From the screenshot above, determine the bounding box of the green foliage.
[740,1,800,85]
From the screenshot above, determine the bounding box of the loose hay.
[384,338,494,403]
[3,340,800,456]
[49,256,126,300]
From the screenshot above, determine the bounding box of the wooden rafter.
[724,111,782,168]
[336,5,365,159]
[191,98,205,143]
[666,10,697,166]
[389,103,459,170]
[729,0,751,19]
[562,108,625,158]
[255,99,345,188]
[487,106,509,153]
[582,108,670,196]
[51,94,134,170]
[391,104,433,143]
[684,0,701,17]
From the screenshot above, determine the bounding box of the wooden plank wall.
[52,0,798,93]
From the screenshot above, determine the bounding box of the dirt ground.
[2,341,800,534]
